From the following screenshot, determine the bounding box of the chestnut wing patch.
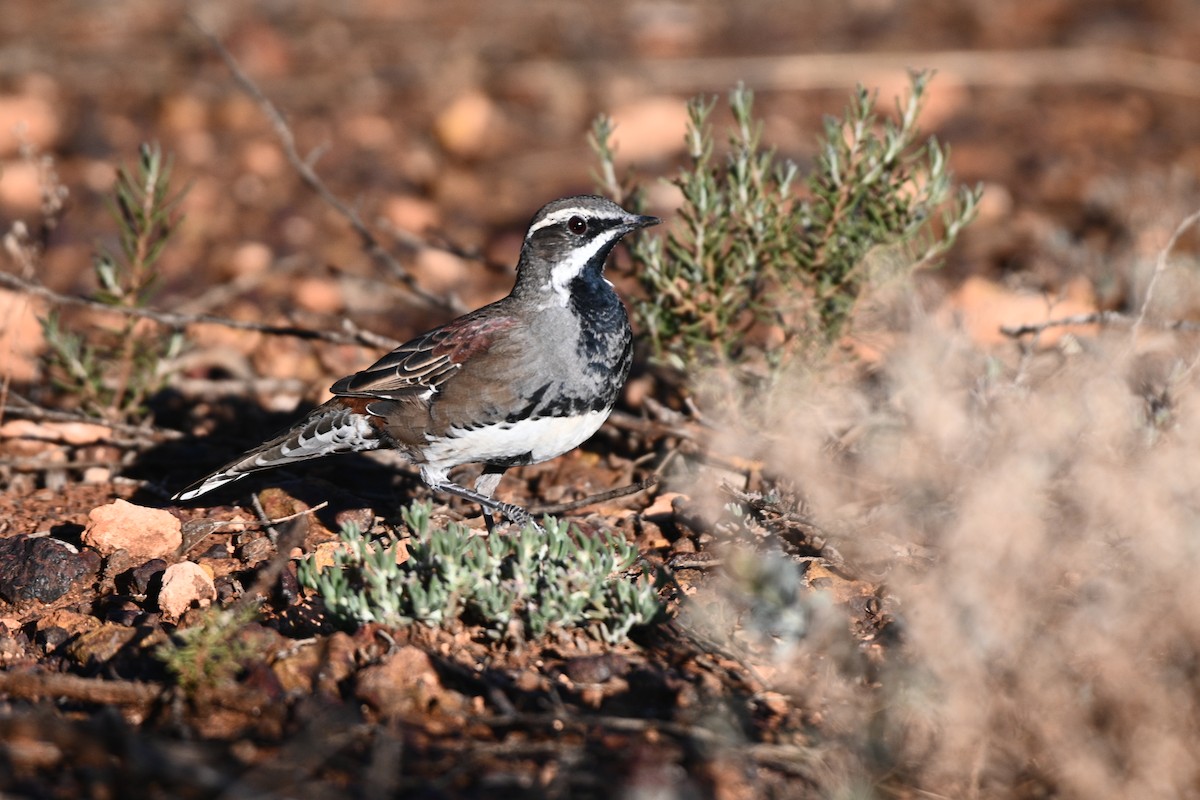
[331,312,518,401]
[431,315,516,363]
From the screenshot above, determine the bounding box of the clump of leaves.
[298,503,662,644]
[155,603,259,695]
[40,143,186,421]
[592,70,981,374]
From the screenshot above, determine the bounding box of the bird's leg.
[431,475,538,531]
[474,467,506,533]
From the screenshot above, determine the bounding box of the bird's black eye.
[567,215,588,235]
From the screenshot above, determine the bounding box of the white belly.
[421,409,611,473]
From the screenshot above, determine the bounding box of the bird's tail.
[173,399,383,501]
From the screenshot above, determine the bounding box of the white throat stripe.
[548,230,622,302]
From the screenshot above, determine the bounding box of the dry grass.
[701,235,1200,797]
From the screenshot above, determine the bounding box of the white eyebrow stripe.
[524,207,626,239]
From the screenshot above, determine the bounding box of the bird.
[173,195,659,529]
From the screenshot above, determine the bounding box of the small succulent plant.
[298,502,662,644]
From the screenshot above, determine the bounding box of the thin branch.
[180,500,330,557]
[999,310,1200,339]
[0,269,400,349]
[3,390,183,442]
[511,46,1200,100]
[473,710,820,781]
[173,252,307,316]
[533,475,660,515]
[1132,207,1200,338]
[187,14,464,315]
[239,515,312,606]
[0,670,162,706]
[605,409,701,442]
[171,376,309,400]
[0,457,131,472]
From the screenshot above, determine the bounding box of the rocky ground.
[3,1,1200,798]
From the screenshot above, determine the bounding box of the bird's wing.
[330,308,520,401]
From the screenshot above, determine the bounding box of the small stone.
[0,288,46,383]
[54,422,113,445]
[309,541,345,571]
[239,535,274,566]
[433,90,504,160]
[0,419,111,447]
[158,561,217,621]
[334,506,375,537]
[292,276,343,315]
[198,542,231,560]
[514,670,542,693]
[272,641,321,695]
[643,492,686,521]
[0,90,62,157]
[65,623,138,667]
[0,159,41,210]
[382,195,439,234]
[99,596,143,626]
[316,631,358,696]
[82,467,112,484]
[606,96,690,164]
[564,653,630,684]
[255,487,308,522]
[0,626,31,666]
[36,609,101,638]
[215,575,241,604]
[240,139,284,178]
[669,536,696,555]
[126,558,167,596]
[277,564,300,605]
[0,535,99,604]
[197,555,241,581]
[36,626,71,652]
[413,248,471,296]
[228,240,273,276]
[83,499,182,562]
[355,645,445,719]
[342,113,394,150]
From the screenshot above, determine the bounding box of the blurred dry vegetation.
[4,1,1200,798]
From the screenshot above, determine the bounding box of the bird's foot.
[494,501,542,532]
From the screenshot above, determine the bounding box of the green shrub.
[40,143,186,421]
[592,71,981,375]
[297,503,662,644]
[156,603,258,694]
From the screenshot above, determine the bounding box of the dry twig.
[2,390,182,442]
[0,671,162,707]
[188,14,464,315]
[179,500,330,556]
[1000,310,1200,339]
[0,269,400,349]
[513,46,1200,99]
[1132,207,1200,338]
[533,475,660,515]
[474,710,820,781]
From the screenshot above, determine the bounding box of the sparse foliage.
[39,143,186,421]
[298,503,662,644]
[155,603,259,694]
[592,71,981,375]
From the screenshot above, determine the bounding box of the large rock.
[82,500,182,562]
[0,535,99,604]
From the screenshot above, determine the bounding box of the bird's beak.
[630,214,661,230]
